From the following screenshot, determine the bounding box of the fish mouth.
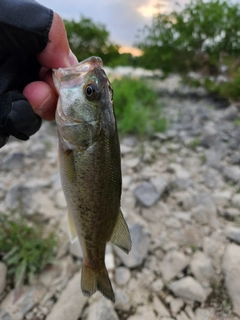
[53,57,103,82]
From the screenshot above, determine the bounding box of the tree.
[136,0,240,76]
[64,16,130,67]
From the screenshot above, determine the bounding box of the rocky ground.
[1,72,240,320]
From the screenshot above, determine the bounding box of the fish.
[52,56,131,303]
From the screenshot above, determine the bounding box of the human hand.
[23,12,78,121]
[0,0,78,147]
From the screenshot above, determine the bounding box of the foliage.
[0,213,57,288]
[112,77,167,135]
[64,16,132,67]
[136,0,240,76]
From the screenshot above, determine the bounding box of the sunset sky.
[38,0,240,55]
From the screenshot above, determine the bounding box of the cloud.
[39,0,151,46]
[39,0,240,47]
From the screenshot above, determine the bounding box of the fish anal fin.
[68,211,77,243]
[81,263,115,303]
[110,209,132,254]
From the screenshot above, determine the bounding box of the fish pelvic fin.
[110,209,132,254]
[81,263,115,303]
[68,211,78,243]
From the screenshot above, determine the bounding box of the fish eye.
[85,84,98,99]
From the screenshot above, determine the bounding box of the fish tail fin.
[81,263,115,303]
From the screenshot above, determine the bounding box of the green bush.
[0,213,57,288]
[112,77,167,135]
[136,0,240,76]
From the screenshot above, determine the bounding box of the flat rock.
[213,190,231,207]
[134,181,160,207]
[46,272,87,320]
[160,251,190,282]
[190,252,214,287]
[192,196,217,226]
[150,176,168,196]
[170,298,184,314]
[115,288,130,311]
[168,276,207,302]
[0,262,7,294]
[87,296,119,320]
[224,207,240,220]
[195,308,216,320]
[223,166,240,183]
[115,267,131,286]
[153,296,170,317]
[168,163,191,180]
[0,285,47,320]
[114,223,150,268]
[226,226,240,244]
[142,202,170,223]
[222,244,240,317]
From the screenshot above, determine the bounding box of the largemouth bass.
[53,56,131,303]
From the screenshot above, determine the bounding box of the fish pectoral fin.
[109,209,132,254]
[81,263,115,303]
[68,211,78,243]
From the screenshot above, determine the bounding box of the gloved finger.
[0,91,42,148]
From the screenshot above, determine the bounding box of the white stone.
[115,267,131,286]
[153,296,170,317]
[176,311,191,320]
[160,251,190,282]
[213,190,231,207]
[190,252,214,287]
[225,226,240,244]
[222,244,240,317]
[151,278,164,293]
[150,176,168,196]
[0,286,47,320]
[87,296,119,320]
[185,305,195,319]
[46,272,87,320]
[169,298,184,314]
[122,175,132,189]
[168,276,207,302]
[195,308,216,320]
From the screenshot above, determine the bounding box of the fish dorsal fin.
[109,209,132,254]
[68,211,78,243]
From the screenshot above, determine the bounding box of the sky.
[38,0,240,55]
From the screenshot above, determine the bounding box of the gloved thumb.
[0,91,42,148]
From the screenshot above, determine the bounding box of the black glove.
[0,0,53,148]
[0,91,42,147]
